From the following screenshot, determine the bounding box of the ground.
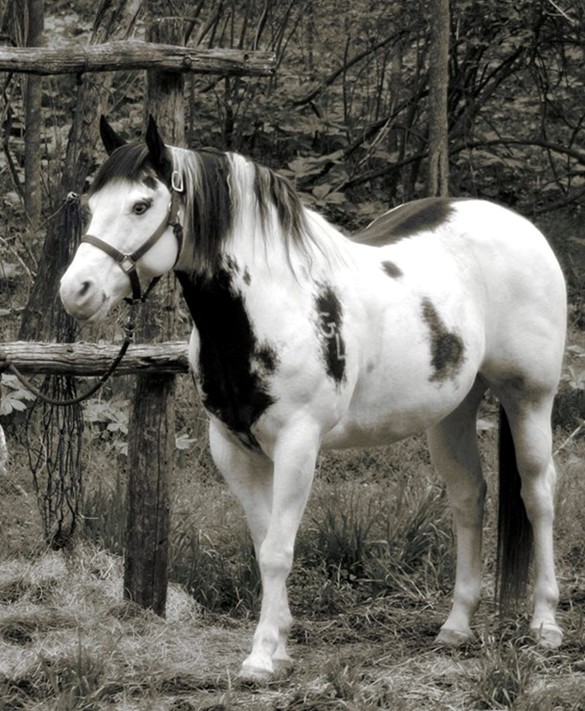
[1,545,585,710]
[1,391,585,710]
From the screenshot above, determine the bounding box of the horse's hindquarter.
[457,201,566,391]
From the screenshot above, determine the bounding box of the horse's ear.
[145,115,171,180]
[99,116,126,155]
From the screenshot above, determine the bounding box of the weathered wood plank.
[0,341,190,376]
[0,41,276,76]
[123,18,183,619]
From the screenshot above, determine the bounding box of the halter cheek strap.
[81,171,184,303]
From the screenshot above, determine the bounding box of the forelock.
[89,144,155,196]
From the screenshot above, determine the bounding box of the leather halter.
[81,171,184,303]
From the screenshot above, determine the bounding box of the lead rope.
[0,300,138,407]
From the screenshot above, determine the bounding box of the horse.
[60,116,567,680]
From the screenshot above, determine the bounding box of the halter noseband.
[81,171,184,303]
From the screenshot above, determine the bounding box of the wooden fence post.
[123,17,185,616]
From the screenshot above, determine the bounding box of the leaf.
[323,191,346,205]
[287,156,324,178]
[0,261,20,279]
[175,434,196,451]
[0,397,28,416]
[567,344,585,357]
[312,184,332,199]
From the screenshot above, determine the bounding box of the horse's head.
[59,116,182,321]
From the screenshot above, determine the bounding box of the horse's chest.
[179,269,281,452]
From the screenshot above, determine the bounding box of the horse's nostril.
[79,280,92,297]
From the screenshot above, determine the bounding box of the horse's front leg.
[209,420,319,680]
[238,423,320,681]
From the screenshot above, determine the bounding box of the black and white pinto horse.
[60,117,566,680]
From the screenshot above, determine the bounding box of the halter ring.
[119,256,137,275]
[171,170,184,193]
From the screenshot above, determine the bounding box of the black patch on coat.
[421,297,465,382]
[353,198,459,247]
[223,254,241,276]
[222,254,252,287]
[381,260,403,278]
[315,285,346,385]
[176,265,279,452]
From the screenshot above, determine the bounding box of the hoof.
[530,623,563,649]
[237,657,294,685]
[237,663,273,685]
[435,626,474,647]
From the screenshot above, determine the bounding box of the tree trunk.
[24,0,43,228]
[18,0,144,341]
[426,0,450,197]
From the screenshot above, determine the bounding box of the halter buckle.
[119,255,137,275]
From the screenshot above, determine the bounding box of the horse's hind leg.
[497,388,562,648]
[427,377,487,645]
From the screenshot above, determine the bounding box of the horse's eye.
[132,201,150,215]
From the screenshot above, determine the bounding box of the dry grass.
[2,541,585,710]
[2,435,585,710]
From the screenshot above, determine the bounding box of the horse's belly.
[321,367,477,450]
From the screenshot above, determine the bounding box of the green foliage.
[82,397,130,456]
[0,374,36,416]
[563,345,585,391]
[169,527,260,614]
[294,478,453,608]
[83,457,453,617]
[35,635,110,711]
[81,394,198,459]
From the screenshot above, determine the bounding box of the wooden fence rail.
[0,342,190,377]
[0,41,275,76]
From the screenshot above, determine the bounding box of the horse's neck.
[229,204,349,286]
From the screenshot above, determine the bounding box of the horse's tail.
[496,405,533,610]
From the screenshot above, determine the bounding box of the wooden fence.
[1,342,190,376]
[1,23,274,615]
